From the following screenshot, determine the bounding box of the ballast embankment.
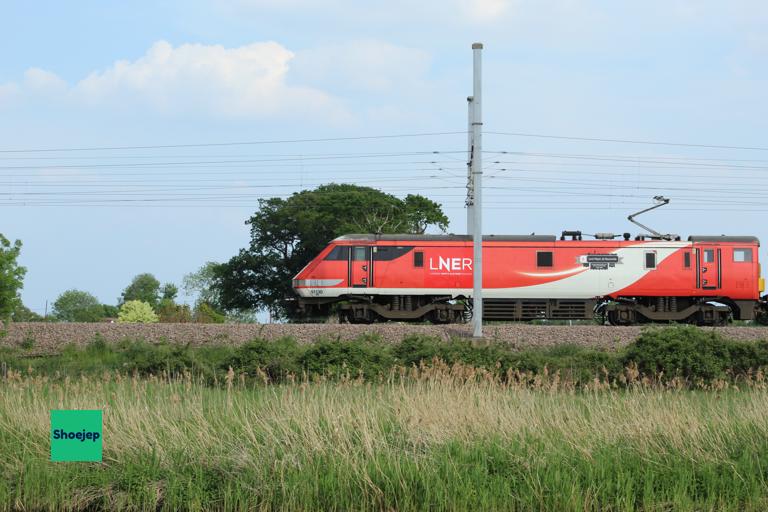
[3,322,768,355]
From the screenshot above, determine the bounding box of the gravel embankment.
[2,322,768,355]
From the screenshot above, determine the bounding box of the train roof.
[687,235,759,244]
[335,234,556,242]
[334,234,760,244]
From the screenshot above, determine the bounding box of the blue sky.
[2,0,767,313]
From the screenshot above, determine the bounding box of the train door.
[696,245,721,291]
[349,246,372,288]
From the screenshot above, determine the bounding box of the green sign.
[50,410,103,462]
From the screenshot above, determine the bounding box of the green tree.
[183,262,222,309]
[214,183,448,319]
[194,302,226,323]
[121,273,161,308]
[160,283,178,301]
[117,300,159,323]
[52,290,104,322]
[0,234,26,322]
[102,304,119,319]
[12,304,43,322]
[156,298,192,323]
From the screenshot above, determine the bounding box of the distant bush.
[118,301,159,324]
[119,341,204,377]
[194,302,226,324]
[299,339,395,380]
[224,337,302,381]
[52,290,104,322]
[156,299,192,323]
[11,304,43,322]
[392,335,441,366]
[3,326,768,387]
[622,326,768,382]
[101,304,119,319]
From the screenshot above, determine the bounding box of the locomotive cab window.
[683,251,691,268]
[324,246,349,260]
[734,248,752,262]
[704,249,715,263]
[644,251,657,269]
[537,251,553,267]
[414,251,424,267]
[352,247,369,261]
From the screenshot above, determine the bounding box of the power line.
[0,167,468,187]
[0,152,470,171]
[485,150,768,164]
[486,131,768,151]
[0,132,467,154]
[0,177,463,196]
[484,152,768,171]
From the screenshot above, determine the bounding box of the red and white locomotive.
[293,232,767,325]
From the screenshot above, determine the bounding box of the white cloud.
[74,40,343,118]
[1,40,348,120]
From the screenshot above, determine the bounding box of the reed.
[2,366,767,511]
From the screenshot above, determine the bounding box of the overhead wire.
[3,128,768,215]
[0,132,468,153]
[485,131,768,152]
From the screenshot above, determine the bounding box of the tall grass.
[2,366,768,511]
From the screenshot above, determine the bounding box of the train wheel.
[692,307,731,327]
[340,307,376,324]
[428,308,458,324]
[713,310,732,327]
[607,309,636,326]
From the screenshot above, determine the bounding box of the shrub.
[11,304,43,322]
[299,339,395,380]
[194,303,226,324]
[157,299,192,323]
[392,335,441,367]
[622,326,733,381]
[728,340,768,376]
[86,334,108,354]
[224,337,302,382]
[117,301,159,323]
[509,344,621,383]
[120,341,202,376]
[19,335,35,350]
[101,304,119,319]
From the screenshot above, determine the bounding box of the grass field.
[2,364,768,511]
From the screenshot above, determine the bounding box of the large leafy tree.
[0,234,26,322]
[121,273,161,308]
[52,290,104,322]
[213,183,448,319]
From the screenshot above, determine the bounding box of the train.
[292,232,768,326]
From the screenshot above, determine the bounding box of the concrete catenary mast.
[470,42,483,338]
